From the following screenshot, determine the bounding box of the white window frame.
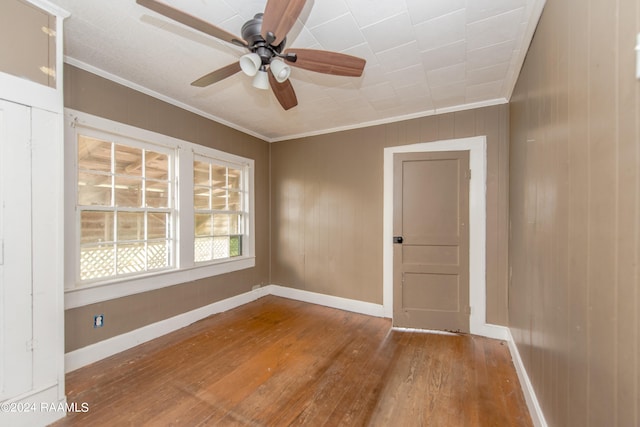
[192,153,249,264]
[64,110,255,309]
[75,127,177,283]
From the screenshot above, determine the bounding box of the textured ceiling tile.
[361,81,397,102]
[430,81,465,101]
[221,0,267,21]
[166,0,238,26]
[421,40,467,71]
[466,80,504,103]
[358,64,387,87]
[427,63,466,88]
[466,8,525,51]
[386,64,428,90]
[324,83,360,102]
[466,0,527,23]
[361,12,415,53]
[413,9,466,52]
[376,41,423,73]
[467,62,511,86]
[466,40,516,70]
[345,0,407,28]
[309,13,365,52]
[405,0,465,25]
[304,0,350,28]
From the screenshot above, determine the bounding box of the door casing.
[383,136,498,337]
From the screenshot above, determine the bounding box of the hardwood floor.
[52,296,532,426]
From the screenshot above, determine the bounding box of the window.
[193,156,247,262]
[65,110,255,307]
[77,135,175,282]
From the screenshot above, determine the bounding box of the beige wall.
[64,65,270,352]
[509,0,639,425]
[271,104,510,325]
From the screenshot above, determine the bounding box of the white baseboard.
[1,384,66,427]
[267,285,386,318]
[502,326,548,427]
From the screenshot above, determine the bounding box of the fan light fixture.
[240,53,261,77]
[270,59,291,83]
[137,0,367,110]
[252,67,270,90]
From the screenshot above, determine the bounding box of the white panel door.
[0,99,33,400]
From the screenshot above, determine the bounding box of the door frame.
[383,136,502,339]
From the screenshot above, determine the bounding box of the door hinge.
[26,339,37,351]
[466,169,471,180]
[464,306,471,315]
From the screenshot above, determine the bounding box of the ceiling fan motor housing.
[241,13,285,65]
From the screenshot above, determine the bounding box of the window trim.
[76,129,177,284]
[64,109,255,309]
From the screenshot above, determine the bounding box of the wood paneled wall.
[509,0,639,425]
[63,65,270,352]
[271,104,510,325]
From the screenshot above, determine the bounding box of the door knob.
[393,236,403,244]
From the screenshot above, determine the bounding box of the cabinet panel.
[0,100,33,400]
[0,0,56,88]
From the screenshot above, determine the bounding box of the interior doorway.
[383,136,492,337]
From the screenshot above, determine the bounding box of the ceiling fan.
[136,0,367,110]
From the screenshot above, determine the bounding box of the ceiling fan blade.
[191,62,241,87]
[137,0,246,46]
[261,0,307,46]
[269,72,298,110]
[284,49,366,77]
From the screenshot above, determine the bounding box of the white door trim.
[383,136,502,339]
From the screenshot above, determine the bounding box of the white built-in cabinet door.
[0,100,34,400]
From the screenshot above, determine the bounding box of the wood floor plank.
[52,296,532,427]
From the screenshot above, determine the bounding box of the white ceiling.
[49,0,545,141]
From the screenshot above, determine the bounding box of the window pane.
[194,186,210,210]
[211,165,226,188]
[78,136,111,172]
[213,236,230,259]
[194,161,209,186]
[80,244,115,280]
[146,180,169,208]
[229,214,241,235]
[211,190,227,210]
[230,235,242,257]
[115,176,142,207]
[148,213,169,240]
[194,237,213,262]
[117,242,146,274]
[117,212,144,241]
[147,240,170,270]
[115,144,142,176]
[227,167,241,190]
[195,214,213,237]
[78,172,112,206]
[228,191,242,211]
[81,211,114,244]
[146,151,168,180]
[213,214,229,235]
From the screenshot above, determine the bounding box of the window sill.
[64,256,256,309]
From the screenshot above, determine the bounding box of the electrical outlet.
[94,314,104,328]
